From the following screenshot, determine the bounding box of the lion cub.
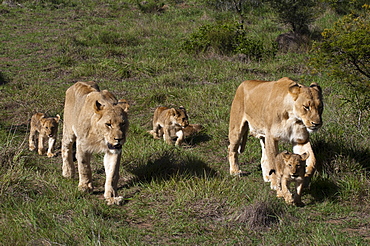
[149,106,189,146]
[29,112,60,157]
[270,151,309,206]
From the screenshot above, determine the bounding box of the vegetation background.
[0,0,369,245]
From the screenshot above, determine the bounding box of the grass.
[0,0,369,245]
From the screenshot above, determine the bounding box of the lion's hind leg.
[228,117,249,176]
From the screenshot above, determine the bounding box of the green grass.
[0,0,369,245]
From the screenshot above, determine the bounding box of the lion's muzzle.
[107,143,123,150]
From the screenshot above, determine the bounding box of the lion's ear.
[310,82,322,93]
[300,152,310,161]
[170,108,177,116]
[179,106,186,113]
[288,83,301,100]
[55,114,61,123]
[94,100,105,113]
[118,99,130,112]
[281,150,291,161]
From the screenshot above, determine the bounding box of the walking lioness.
[228,77,323,183]
[61,81,129,205]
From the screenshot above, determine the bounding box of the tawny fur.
[29,112,60,157]
[270,151,309,206]
[61,81,129,205]
[149,106,189,146]
[228,77,323,182]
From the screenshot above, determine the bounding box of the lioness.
[270,151,309,206]
[61,81,129,205]
[149,106,189,146]
[29,112,60,157]
[228,77,323,183]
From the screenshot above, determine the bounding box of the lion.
[29,112,60,157]
[228,77,323,183]
[149,123,203,145]
[149,106,189,146]
[269,151,309,206]
[61,81,129,205]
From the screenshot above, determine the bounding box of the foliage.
[268,0,318,34]
[323,0,369,15]
[310,4,370,122]
[181,22,277,59]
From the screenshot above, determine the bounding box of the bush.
[310,4,370,124]
[181,22,277,60]
[324,0,368,15]
[268,0,317,34]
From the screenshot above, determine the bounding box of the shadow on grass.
[0,72,9,85]
[306,138,370,204]
[126,149,218,184]
[313,139,370,174]
[184,132,212,146]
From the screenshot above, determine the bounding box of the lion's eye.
[106,123,112,128]
[303,106,310,111]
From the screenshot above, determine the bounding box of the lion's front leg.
[261,136,278,182]
[276,175,284,198]
[76,143,93,193]
[281,179,294,204]
[163,126,174,145]
[47,137,56,158]
[174,129,184,146]
[293,142,315,178]
[104,151,123,205]
[37,134,46,155]
[62,135,76,178]
[152,124,162,139]
[29,129,37,152]
[293,179,304,206]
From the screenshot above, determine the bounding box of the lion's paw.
[106,196,124,206]
[47,152,55,158]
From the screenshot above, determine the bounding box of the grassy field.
[0,0,369,245]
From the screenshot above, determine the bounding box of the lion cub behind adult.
[270,151,309,206]
[149,106,189,146]
[29,112,60,157]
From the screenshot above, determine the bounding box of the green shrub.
[181,22,277,60]
[310,5,370,122]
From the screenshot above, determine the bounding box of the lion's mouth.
[107,143,122,150]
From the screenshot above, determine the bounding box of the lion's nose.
[114,137,125,144]
[311,122,321,127]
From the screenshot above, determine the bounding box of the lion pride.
[228,77,323,183]
[61,81,129,205]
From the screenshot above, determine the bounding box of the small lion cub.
[149,106,189,146]
[270,151,309,206]
[29,112,60,157]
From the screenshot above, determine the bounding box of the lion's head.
[93,100,129,153]
[281,151,309,178]
[171,106,189,128]
[289,82,323,132]
[40,115,60,137]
